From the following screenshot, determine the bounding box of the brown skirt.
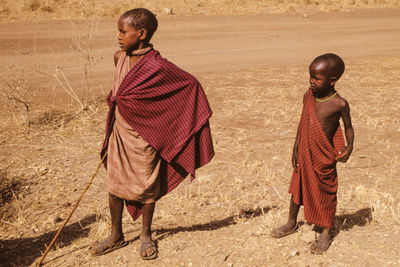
[107,107,161,203]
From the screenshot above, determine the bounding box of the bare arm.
[292,125,300,172]
[114,50,124,67]
[292,92,308,171]
[336,99,354,162]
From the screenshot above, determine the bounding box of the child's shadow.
[0,214,97,267]
[311,208,372,237]
[141,206,276,243]
[331,207,372,237]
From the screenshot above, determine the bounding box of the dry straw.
[37,18,98,111]
[35,152,107,266]
[1,0,400,21]
[0,65,35,125]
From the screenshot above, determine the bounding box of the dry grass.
[0,64,40,125]
[36,18,99,110]
[0,17,102,130]
[1,0,399,21]
[0,8,399,265]
[0,55,399,266]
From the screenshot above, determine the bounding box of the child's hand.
[336,147,352,163]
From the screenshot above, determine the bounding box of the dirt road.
[0,9,399,95]
[0,8,399,267]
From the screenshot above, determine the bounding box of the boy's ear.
[139,29,148,41]
[330,76,337,86]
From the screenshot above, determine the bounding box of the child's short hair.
[121,8,158,41]
[311,53,345,80]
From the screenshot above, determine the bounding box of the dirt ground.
[0,6,400,267]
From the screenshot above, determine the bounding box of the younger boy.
[270,53,354,254]
[90,8,214,260]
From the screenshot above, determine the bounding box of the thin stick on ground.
[35,152,107,266]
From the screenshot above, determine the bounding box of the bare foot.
[270,222,298,238]
[90,235,127,256]
[140,234,158,260]
[310,232,332,254]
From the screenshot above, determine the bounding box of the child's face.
[309,61,333,94]
[117,17,143,52]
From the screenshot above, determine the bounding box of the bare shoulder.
[335,94,350,111]
[113,50,124,66]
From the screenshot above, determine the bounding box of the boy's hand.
[336,147,352,163]
[292,150,299,172]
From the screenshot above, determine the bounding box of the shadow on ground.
[0,214,97,267]
[151,206,275,242]
[332,207,372,237]
[311,208,372,237]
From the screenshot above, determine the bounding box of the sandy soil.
[0,8,400,267]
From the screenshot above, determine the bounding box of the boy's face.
[309,61,334,94]
[117,17,145,52]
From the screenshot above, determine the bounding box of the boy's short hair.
[311,53,345,80]
[121,8,158,41]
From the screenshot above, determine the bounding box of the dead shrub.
[29,110,76,128]
[0,64,36,126]
[24,0,41,11]
[41,4,54,13]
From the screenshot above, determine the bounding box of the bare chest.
[314,101,341,141]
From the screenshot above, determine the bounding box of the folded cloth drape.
[101,49,214,220]
[289,89,345,229]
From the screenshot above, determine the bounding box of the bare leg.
[140,202,157,259]
[90,193,126,255]
[141,202,155,240]
[108,193,124,242]
[287,195,300,227]
[270,196,300,238]
[320,228,331,238]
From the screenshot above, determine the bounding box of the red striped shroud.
[101,49,214,220]
[289,89,345,229]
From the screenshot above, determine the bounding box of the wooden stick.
[36,152,107,266]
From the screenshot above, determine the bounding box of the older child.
[270,53,354,254]
[90,8,214,260]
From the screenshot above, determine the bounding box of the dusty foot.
[90,235,127,256]
[310,233,332,254]
[270,222,298,238]
[140,234,158,260]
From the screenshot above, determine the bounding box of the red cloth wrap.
[101,49,214,220]
[289,89,345,229]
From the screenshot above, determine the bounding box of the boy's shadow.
[311,208,372,237]
[331,208,372,237]
[0,214,97,267]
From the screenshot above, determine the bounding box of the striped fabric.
[101,49,214,220]
[289,89,345,229]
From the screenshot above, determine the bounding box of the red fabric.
[101,49,214,220]
[289,89,345,229]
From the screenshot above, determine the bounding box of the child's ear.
[330,76,337,86]
[139,29,148,41]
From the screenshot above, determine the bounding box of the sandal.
[90,238,127,256]
[140,240,158,260]
[270,224,298,238]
